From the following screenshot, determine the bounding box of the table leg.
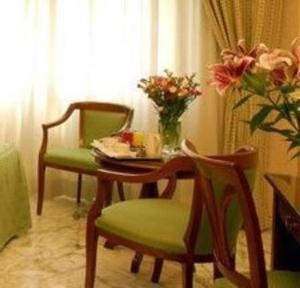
[139,182,159,198]
[151,258,163,283]
[102,180,114,249]
[131,253,144,273]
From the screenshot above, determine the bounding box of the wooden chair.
[183,141,300,287]
[137,140,258,283]
[84,141,258,287]
[37,101,133,215]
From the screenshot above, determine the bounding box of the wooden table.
[96,155,164,200]
[265,173,300,271]
[94,152,193,200]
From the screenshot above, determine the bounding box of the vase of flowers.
[158,118,181,154]
[209,38,300,158]
[138,69,201,155]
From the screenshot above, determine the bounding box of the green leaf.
[286,133,300,144]
[272,110,286,124]
[288,140,300,151]
[259,124,294,137]
[242,72,267,95]
[233,94,253,110]
[281,130,295,137]
[273,102,294,122]
[280,85,295,94]
[282,102,293,118]
[291,150,300,159]
[249,106,273,133]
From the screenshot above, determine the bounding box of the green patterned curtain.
[202,0,283,229]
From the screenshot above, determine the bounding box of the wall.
[268,1,300,176]
[263,1,300,227]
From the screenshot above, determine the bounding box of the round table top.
[93,147,167,171]
[96,155,164,172]
[93,150,194,180]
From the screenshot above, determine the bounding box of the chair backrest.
[182,140,257,257]
[182,140,267,288]
[71,102,133,148]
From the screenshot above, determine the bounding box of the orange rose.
[168,85,177,93]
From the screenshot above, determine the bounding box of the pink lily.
[291,38,300,62]
[221,39,268,62]
[208,56,255,95]
[271,67,289,86]
[291,37,300,80]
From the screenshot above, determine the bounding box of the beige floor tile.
[0,197,271,287]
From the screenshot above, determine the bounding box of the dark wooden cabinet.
[265,174,300,271]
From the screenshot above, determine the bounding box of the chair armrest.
[92,156,195,211]
[38,104,77,158]
[42,104,77,129]
[87,180,113,233]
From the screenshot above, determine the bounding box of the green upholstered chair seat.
[214,270,300,287]
[94,172,256,257]
[44,148,99,170]
[96,198,213,255]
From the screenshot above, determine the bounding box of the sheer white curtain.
[0,0,205,197]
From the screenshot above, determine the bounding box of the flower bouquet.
[138,69,201,154]
[209,39,300,158]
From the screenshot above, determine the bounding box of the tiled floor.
[0,197,271,287]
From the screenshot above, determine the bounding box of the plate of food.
[91,135,161,160]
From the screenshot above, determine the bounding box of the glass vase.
[159,118,181,155]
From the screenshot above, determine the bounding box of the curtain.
[202,0,283,229]
[0,1,204,200]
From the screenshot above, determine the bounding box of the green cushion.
[96,199,212,255]
[95,169,256,256]
[82,111,127,147]
[214,270,300,287]
[95,170,255,256]
[44,148,99,170]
